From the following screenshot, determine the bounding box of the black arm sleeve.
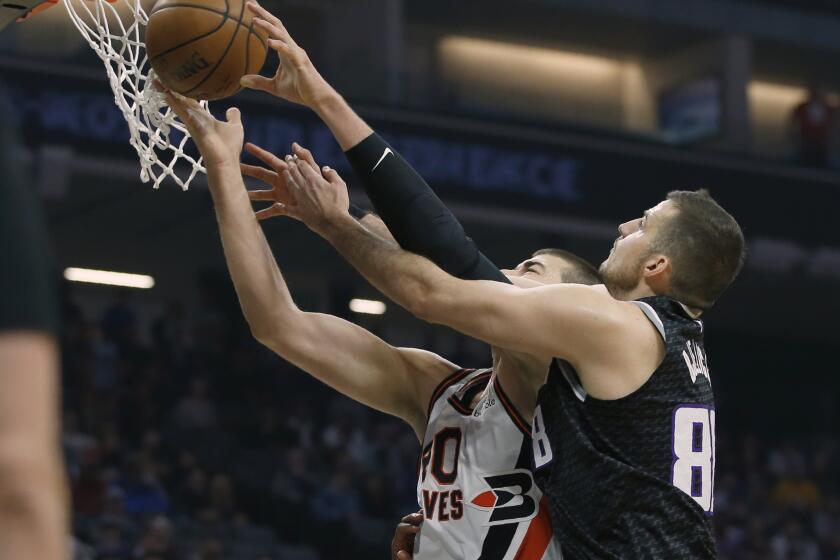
[0,91,58,334]
[344,133,510,284]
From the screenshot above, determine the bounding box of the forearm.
[206,164,300,338]
[342,132,509,283]
[312,92,373,152]
[320,217,570,359]
[359,213,398,246]
[322,215,445,319]
[310,90,506,283]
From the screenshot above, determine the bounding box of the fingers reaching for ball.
[153,80,245,167]
[239,1,336,108]
[155,81,206,133]
[246,1,297,46]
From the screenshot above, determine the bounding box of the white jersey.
[415,368,562,560]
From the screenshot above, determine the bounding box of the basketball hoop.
[26,0,209,189]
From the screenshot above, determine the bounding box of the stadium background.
[1,0,839,558]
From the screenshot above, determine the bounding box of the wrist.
[320,211,357,241]
[311,89,346,119]
[205,158,241,180]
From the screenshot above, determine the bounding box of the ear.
[642,254,670,279]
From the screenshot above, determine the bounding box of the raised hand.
[159,83,243,168]
[260,156,349,235]
[243,142,325,220]
[240,1,336,108]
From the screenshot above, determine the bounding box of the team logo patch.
[469,469,540,526]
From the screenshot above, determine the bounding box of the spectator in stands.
[152,301,191,365]
[93,520,131,559]
[172,379,218,431]
[132,515,182,560]
[791,85,836,167]
[207,474,238,521]
[175,467,210,516]
[118,456,168,516]
[72,461,106,516]
[97,487,139,544]
[196,538,223,560]
[63,411,97,475]
[102,289,138,351]
[310,472,361,525]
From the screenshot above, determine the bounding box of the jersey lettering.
[532,405,554,468]
[672,406,716,512]
[419,427,463,485]
[420,441,433,483]
[422,489,465,521]
[432,427,461,484]
[682,340,710,385]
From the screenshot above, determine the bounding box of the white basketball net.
[61,0,207,189]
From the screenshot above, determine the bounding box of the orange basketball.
[145,0,268,101]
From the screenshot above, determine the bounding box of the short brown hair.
[532,248,601,285]
[651,190,745,309]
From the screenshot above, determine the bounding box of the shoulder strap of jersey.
[492,376,532,437]
[426,368,476,419]
[629,300,667,342]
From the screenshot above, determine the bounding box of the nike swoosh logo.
[371,148,393,171]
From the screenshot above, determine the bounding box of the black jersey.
[531,296,716,559]
[0,86,58,334]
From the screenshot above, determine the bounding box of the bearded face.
[599,200,676,297]
[599,247,648,295]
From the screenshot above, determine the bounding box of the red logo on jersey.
[471,490,497,508]
[469,470,540,525]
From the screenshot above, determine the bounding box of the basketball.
[145,0,268,101]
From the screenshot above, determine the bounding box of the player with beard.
[235,6,743,557]
[273,161,743,559]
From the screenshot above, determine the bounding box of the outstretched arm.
[240,2,507,283]
[280,159,634,368]
[163,90,457,436]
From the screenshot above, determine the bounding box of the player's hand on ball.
[240,1,335,108]
[260,155,349,235]
[159,84,244,168]
[391,512,423,560]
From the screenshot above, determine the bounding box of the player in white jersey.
[416,366,561,559]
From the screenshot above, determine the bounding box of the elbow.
[246,307,296,348]
[249,323,274,348]
[249,310,308,355]
[250,324,287,353]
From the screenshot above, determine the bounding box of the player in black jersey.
[286,159,742,560]
[232,9,745,558]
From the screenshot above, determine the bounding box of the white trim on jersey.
[630,301,667,342]
[556,359,587,402]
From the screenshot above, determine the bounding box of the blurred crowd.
[62,282,422,560]
[61,283,840,559]
[715,435,840,560]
